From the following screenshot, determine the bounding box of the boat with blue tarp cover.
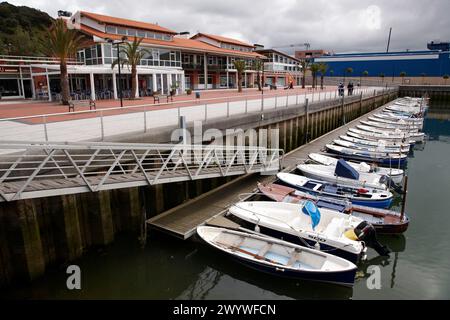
[297,160,389,190]
[228,201,368,263]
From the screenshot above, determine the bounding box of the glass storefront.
[79,44,182,68]
[0,78,20,97]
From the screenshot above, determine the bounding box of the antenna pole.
[386,27,392,53]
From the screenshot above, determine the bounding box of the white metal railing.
[0,55,81,64]
[0,141,283,202]
[0,86,393,144]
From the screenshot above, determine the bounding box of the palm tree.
[317,62,328,89]
[444,74,449,85]
[309,63,320,89]
[252,59,263,91]
[361,70,369,86]
[112,37,149,99]
[399,71,407,84]
[343,67,353,85]
[233,60,246,93]
[47,19,85,105]
[299,58,310,89]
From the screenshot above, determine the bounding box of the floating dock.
[147,103,389,239]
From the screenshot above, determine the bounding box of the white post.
[167,73,172,95]
[112,72,118,99]
[19,67,25,98]
[244,71,247,88]
[46,69,52,102]
[152,74,157,93]
[90,72,96,101]
[226,71,229,89]
[135,72,139,98]
[181,73,186,93]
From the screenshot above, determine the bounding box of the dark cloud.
[10,0,450,54]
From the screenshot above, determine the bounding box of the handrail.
[0,86,388,123]
[0,141,283,202]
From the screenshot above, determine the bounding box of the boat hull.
[277,179,393,209]
[326,148,407,167]
[235,219,362,264]
[229,249,357,286]
[258,183,409,234]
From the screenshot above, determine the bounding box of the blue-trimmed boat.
[277,172,393,209]
[326,144,407,167]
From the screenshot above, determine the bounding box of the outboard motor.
[380,175,404,194]
[354,221,390,256]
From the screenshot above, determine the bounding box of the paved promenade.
[0,86,377,144]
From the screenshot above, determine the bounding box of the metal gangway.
[0,141,283,202]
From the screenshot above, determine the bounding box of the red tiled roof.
[192,33,255,48]
[78,24,264,59]
[80,11,177,35]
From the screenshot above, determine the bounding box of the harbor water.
[2,101,450,300]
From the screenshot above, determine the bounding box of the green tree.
[309,63,320,89]
[47,19,84,105]
[252,59,263,91]
[444,74,449,85]
[112,37,149,99]
[299,58,311,89]
[399,71,407,84]
[317,62,328,89]
[233,60,246,93]
[379,73,385,83]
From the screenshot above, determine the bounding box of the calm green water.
[2,102,450,300]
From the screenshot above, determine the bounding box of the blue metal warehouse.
[314,42,450,78]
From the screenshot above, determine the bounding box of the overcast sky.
[8,0,450,54]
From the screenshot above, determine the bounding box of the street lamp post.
[106,36,127,107]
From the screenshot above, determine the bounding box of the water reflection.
[181,243,353,300]
[356,234,405,289]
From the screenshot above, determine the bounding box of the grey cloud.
[9,0,450,53]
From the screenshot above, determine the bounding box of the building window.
[137,30,146,37]
[127,29,137,36]
[117,28,127,35]
[106,25,116,34]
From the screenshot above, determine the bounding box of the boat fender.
[254,225,260,233]
[344,229,358,241]
[354,221,390,256]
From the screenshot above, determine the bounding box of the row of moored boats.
[197,97,427,287]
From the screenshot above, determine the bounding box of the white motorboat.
[297,162,388,190]
[346,130,415,145]
[356,125,425,143]
[308,153,404,184]
[360,120,421,132]
[367,116,423,130]
[228,201,367,263]
[333,138,410,154]
[339,135,411,151]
